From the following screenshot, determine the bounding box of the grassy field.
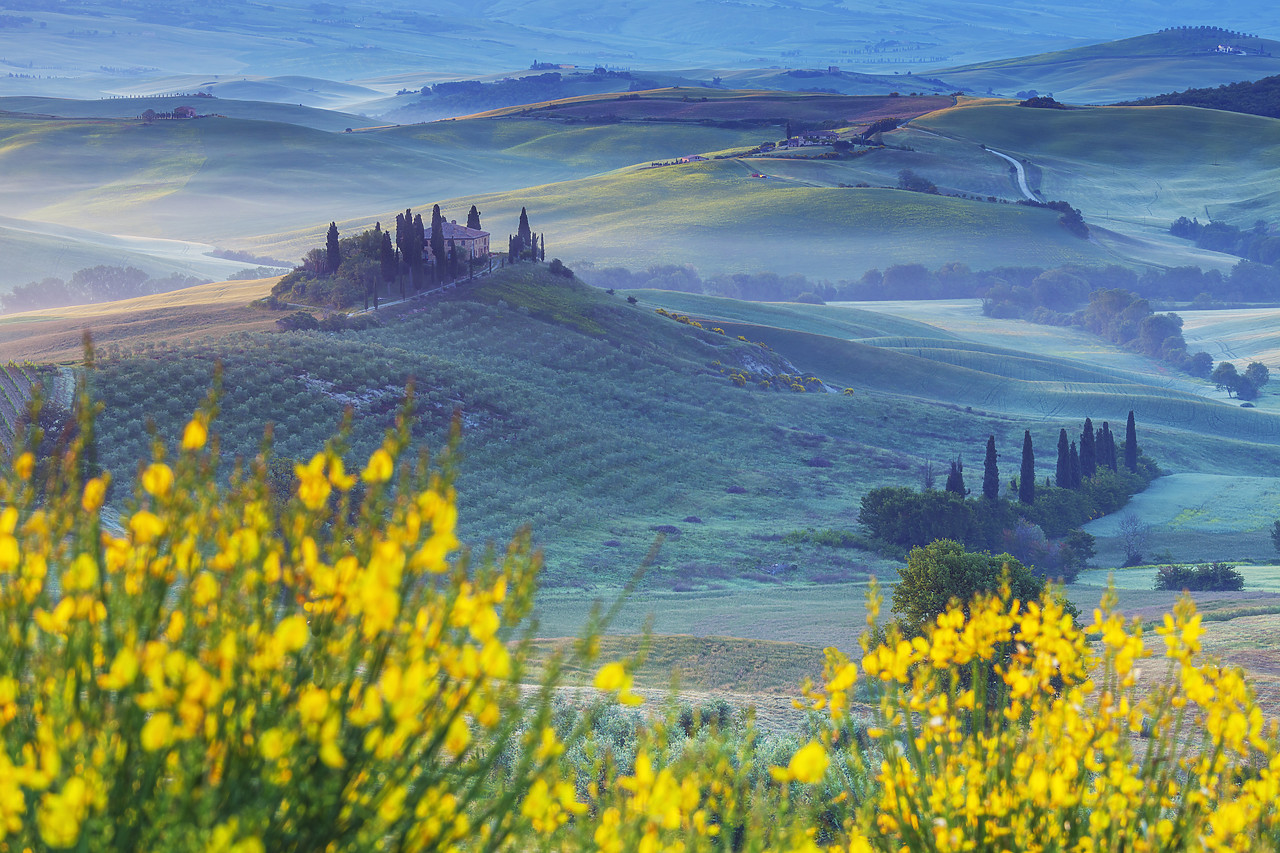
[358,167,1117,284]
[466,89,952,125]
[0,277,278,362]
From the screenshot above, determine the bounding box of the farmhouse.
[678,154,709,163]
[425,221,490,261]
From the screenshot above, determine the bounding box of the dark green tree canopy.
[892,539,1047,629]
[325,222,340,274]
[1018,430,1035,504]
[1125,411,1138,473]
[982,435,999,501]
[467,205,482,230]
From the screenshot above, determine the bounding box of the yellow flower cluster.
[801,581,1280,853]
[0,380,572,852]
[3,369,1278,853]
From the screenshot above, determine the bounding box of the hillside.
[5,2,1277,100]
[936,28,1280,103]
[1123,74,1280,118]
[913,100,1280,243]
[0,95,373,132]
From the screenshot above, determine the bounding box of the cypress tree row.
[1080,417,1096,479]
[982,435,999,501]
[1019,430,1035,504]
[1125,410,1139,473]
[1055,428,1070,488]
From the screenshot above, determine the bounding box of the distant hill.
[1122,74,1280,118]
[936,28,1280,103]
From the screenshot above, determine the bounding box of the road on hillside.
[986,148,1036,201]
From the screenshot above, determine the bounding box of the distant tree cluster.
[1154,562,1245,592]
[858,413,1154,581]
[896,169,938,194]
[1016,199,1088,238]
[1126,74,1280,118]
[1,266,208,313]
[1018,96,1067,109]
[1169,216,1280,266]
[1210,360,1270,400]
[267,207,549,311]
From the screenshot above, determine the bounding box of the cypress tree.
[467,204,482,230]
[325,222,340,274]
[1080,417,1096,478]
[539,233,546,261]
[447,239,459,278]
[1069,441,1081,488]
[412,213,426,291]
[1125,410,1138,472]
[945,457,966,495]
[982,435,999,501]
[394,212,408,299]
[530,234,539,263]
[1101,422,1117,471]
[379,231,396,287]
[517,207,531,254]
[430,205,446,283]
[1018,430,1035,504]
[1055,428,1070,488]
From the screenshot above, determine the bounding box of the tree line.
[1,266,209,314]
[585,257,1280,306]
[1169,216,1280,267]
[859,412,1157,579]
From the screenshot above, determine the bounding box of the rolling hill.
[936,28,1280,104]
[912,99,1280,249]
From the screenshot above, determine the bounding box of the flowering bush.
[2,370,1278,852]
[0,377,588,851]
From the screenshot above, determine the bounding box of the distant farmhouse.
[425,220,490,261]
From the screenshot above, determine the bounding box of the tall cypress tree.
[982,435,999,501]
[467,205,482,230]
[394,212,407,298]
[325,222,340,273]
[1019,430,1035,504]
[517,207,531,254]
[1055,428,1070,488]
[1080,417,1096,479]
[379,230,396,287]
[1101,422,1117,471]
[530,234,539,263]
[945,457,966,495]
[412,213,426,291]
[1069,441,1081,488]
[430,205,446,283]
[1125,410,1138,473]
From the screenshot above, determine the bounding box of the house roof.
[441,221,489,239]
